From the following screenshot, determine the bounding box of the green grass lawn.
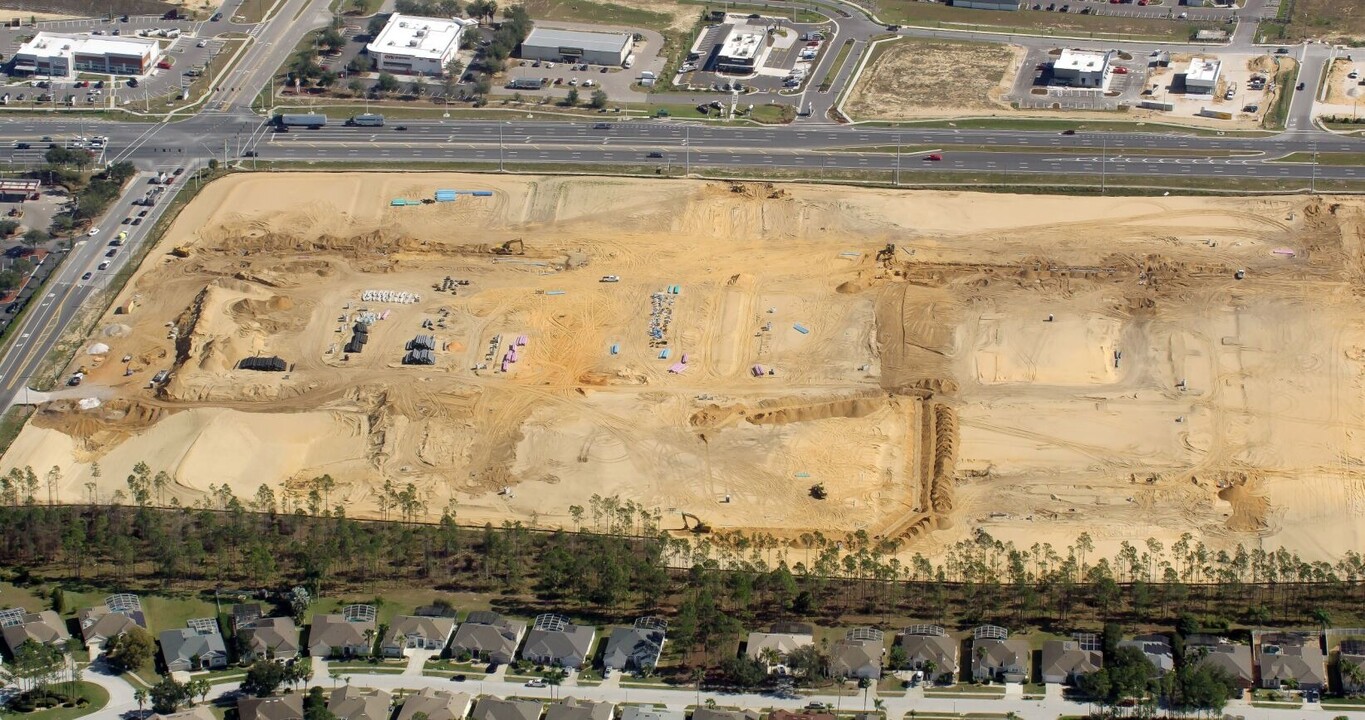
[516,0,674,32]
[60,590,217,635]
[1270,151,1365,165]
[1281,0,1365,41]
[820,40,855,92]
[1262,60,1299,131]
[8,682,109,720]
[924,685,1007,696]
[0,580,45,612]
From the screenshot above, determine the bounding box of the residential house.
[472,697,544,720]
[148,707,216,720]
[619,707,684,720]
[898,625,959,683]
[1040,638,1103,684]
[381,614,457,658]
[396,687,474,720]
[1187,635,1254,691]
[1118,634,1174,676]
[238,617,301,662]
[232,603,264,631]
[745,622,814,675]
[970,626,1028,683]
[159,619,229,672]
[238,694,305,720]
[328,686,392,720]
[690,710,759,720]
[0,609,71,654]
[522,614,596,669]
[451,611,527,664]
[545,698,615,720]
[78,595,147,652]
[602,617,666,673]
[308,605,377,658]
[1340,640,1365,694]
[769,712,835,720]
[1259,632,1326,692]
[827,627,884,680]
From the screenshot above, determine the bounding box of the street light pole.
[499,123,504,172]
[895,133,900,187]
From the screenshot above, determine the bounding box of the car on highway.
[138,210,148,217]
[81,272,93,280]
[1297,82,1305,90]
[122,217,132,224]
[132,218,142,226]
[1061,129,1077,135]
[13,142,29,149]
[925,154,943,161]
[98,261,110,270]
[593,123,612,129]
[647,151,664,158]
[105,249,118,258]
[1276,47,1289,54]
[395,125,408,131]
[87,228,100,236]
[116,231,128,241]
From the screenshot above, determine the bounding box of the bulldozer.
[171,245,191,258]
[490,238,524,256]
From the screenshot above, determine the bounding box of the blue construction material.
[390,199,406,206]
[795,472,811,478]
[610,343,620,355]
[471,191,494,197]
[659,348,671,359]
[793,324,810,334]
[545,290,566,296]
[435,189,457,202]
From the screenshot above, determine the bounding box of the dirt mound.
[1216,471,1270,532]
[690,392,888,429]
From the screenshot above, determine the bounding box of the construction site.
[5,172,1365,564]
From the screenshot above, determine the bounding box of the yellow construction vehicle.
[171,245,191,258]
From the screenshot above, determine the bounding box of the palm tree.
[134,688,147,717]
[546,667,567,699]
[330,669,342,687]
[1311,608,1332,631]
[858,676,871,710]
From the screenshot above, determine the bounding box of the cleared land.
[1285,0,1365,42]
[845,39,1021,120]
[5,174,1365,567]
[875,0,1215,41]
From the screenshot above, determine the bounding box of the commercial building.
[13,32,162,77]
[715,25,765,74]
[1184,56,1221,94]
[519,27,634,67]
[1051,48,1114,89]
[952,0,1019,9]
[365,13,475,76]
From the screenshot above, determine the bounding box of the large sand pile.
[5,173,1365,564]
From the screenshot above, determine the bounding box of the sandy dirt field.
[845,39,1022,121]
[6,174,1365,564]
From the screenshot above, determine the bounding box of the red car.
[925,154,943,161]
[1113,66,1129,74]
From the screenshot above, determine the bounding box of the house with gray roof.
[1187,636,1253,691]
[1,609,71,654]
[545,698,614,720]
[397,687,474,720]
[522,614,596,669]
[746,622,814,675]
[328,686,392,720]
[1118,634,1174,676]
[308,606,376,658]
[77,595,147,652]
[473,697,544,720]
[381,614,457,658]
[620,707,684,720]
[602,618,666,672]
[970,626,1028,683]
[1040,639,1102,684]
[898,625,958,683]
[827,628,884,680]
[238,616,301,662]
[159,619,228,672]
[690,710,759,720]
[149,707,215,720]
[451,611,527,664]
[238,694,305,720]
[1258,633,1326,692]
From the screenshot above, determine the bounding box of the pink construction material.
[681,353,689,364]
[669,363,687,374]
[751,364,765,377]
[501,360,509,372]
[516,335,529,346]
[1272,248,1296,257]
[508,350,518,362]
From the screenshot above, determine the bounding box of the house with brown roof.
[473,697,544,720]
[1040,638,1102,685]
[308,606,376,658]
[522,614,596,669]
[396,687,474,720]
[745,622,814,675]
[1340,640,1365,695]
[827,628,884,680]
[544,697,614,720]
[1187,636,1254,691]
[1,609,71,654]
[381,615,456,658]
[690,710,759,720]
[238,694,305,720]
[77,595,147,652]
[898,625,959,683]
[451,611,527,664]
[1258,633,1326,692]
[328,686,392,720]
[970,626,1028,683]
[238,617,301,662]
[620,707,684,720]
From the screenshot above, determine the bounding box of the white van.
[623,53,635,69]
[640,70,656,80]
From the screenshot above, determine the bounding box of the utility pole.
[1101,135,1107,195]
[684,125,690,177]
[499,123,504,172]
[1310,142,1317,194]
[894,133,901,187]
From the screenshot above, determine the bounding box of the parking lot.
[678,15,833,95]
[499,22,665,103]
[1009,46,1149,111]
[1141,51,1280,123]
[0,15,231,110]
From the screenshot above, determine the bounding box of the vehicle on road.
[346,113,385,127]
[105,249,118,258]
[1296,82,1305,90]
[1061,129,1077,135]
[451,674,467,682]
[526,680,546,688]
[925,154,943,161]
[81,272,92,280]
[138,210,148,217]
[197,39,207,47]
[132,218,142,226]
[87,228,100,236]
[67,373,83,386]
[394,125,408,131]
[1113,66,1128,74]
[593,123,612,129]
[13,142,28,149]
[122,217,132,224]
[98,261,110,270]
[600,275,620,282]
[647,151,664,158]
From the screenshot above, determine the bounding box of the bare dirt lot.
[845,39,1022,121]
[6,174,1365,564]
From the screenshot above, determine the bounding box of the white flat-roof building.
[1184,57,1221,94]
[366,13,476,76]
[13,32,161,77]
[519,27,635,67]
[1051,48,1114,89]
[716,25,765,74]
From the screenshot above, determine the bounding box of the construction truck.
[171,245,191,258]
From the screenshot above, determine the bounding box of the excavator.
[490,239,524,256]
[875,243,896,266]
[679,511,711,534]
